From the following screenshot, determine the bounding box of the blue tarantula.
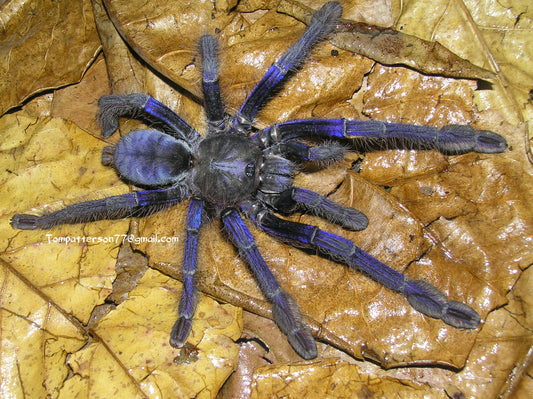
[12,2,506,359]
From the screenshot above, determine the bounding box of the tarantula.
[11,2,506,360]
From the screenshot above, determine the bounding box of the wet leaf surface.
[1,0,532,398]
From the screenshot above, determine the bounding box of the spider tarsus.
[473,129,508,154]
[278,1,341,70]
[405,280,480,329]
[289,330,318,360]
[272,291,317,359]
[442,300,482,329]
[11,214,38,230]
[313,1,343,32]
[170,316,193,348]
[436,125,507,154]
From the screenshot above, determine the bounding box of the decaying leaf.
[0,0,101,115]
[0,0,532,398]
[279,0,496,80]
[0,258,86,398]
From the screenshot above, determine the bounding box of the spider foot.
[170,316,193,348]
[472,129,508,154]
[442,300,482,329]
[437,125,507,154]
[405,280,481,329]
[272,290,317,359]
[11,214,39,230]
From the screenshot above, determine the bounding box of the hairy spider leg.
[257,119,507,154]
[11,187,188,230]
[234,1,342,132]
[256,211,481,329]
[98,93,201,142]
[221,209,317,359]
[273,187,369,231]
[170,198,204,347]
[269,140,348,165]
[199,35,226,134]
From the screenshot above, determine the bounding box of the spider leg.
[257,119,507,154]
[98,94,200,142]
[273,187,368,231]
[254,211,481,329]
[234,2,342,132]
[199,35,226,134]
[269,141,347,165]
[221,209,317,359]
[170,198,203,347]
[11,186,188,230]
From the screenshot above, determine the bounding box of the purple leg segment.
[257,211,481,329]
[271,141,347,164]
[170,198,203,347]
[98,94,200,142]
[221,209,317,359]
[199,35,225,133]
[258,118,507,154]
[235,2,342,131]
[11,187,187,230]
[274,188,368,231]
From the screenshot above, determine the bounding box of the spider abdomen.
[192,134,261,207]
[114,129,192,187]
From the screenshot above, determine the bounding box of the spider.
[11,2,507,360]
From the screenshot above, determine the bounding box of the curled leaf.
[278,0,496,80]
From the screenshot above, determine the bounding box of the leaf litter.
[0,0,532,398]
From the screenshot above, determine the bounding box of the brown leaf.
[249,358,447,398]
[279,0,495,80]
[0,0,101,115]
[1,0,532,398]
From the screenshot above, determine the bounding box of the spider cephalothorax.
[192,134,264,206]
[11,2,506,359]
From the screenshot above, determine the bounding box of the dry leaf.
[280,0,496,80]
[0,0,101,115]
[250,358,446,398]
[0,0,532,398]
[59,269,241,398]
